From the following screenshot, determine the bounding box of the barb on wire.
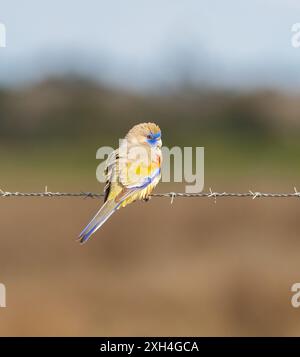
[1,188,300,200]
[169,192,176,204]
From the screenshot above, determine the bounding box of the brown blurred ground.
[1,181,300,336]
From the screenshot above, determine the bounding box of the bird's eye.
[147,134,152,140]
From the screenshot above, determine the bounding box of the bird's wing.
[118,146,161,189]
[103,149,119,202]
[79,146,161,243]
[104,146,161,201]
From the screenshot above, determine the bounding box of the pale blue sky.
[0,0,300,90]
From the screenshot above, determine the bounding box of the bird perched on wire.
[78,122,162,244]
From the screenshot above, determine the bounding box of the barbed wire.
[1,187,300,203]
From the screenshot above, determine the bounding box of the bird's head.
[126,122,162,148]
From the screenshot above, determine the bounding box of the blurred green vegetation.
[1,77,300,186]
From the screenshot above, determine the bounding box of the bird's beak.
[157,139,162,148]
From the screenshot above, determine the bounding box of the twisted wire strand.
[1,188,300,200]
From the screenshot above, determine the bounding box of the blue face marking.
[146,131,161,145]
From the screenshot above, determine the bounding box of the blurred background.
[1,0,300,336]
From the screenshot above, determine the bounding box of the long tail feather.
[78,199,119,244]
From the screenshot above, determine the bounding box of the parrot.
[78,122,162,244]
